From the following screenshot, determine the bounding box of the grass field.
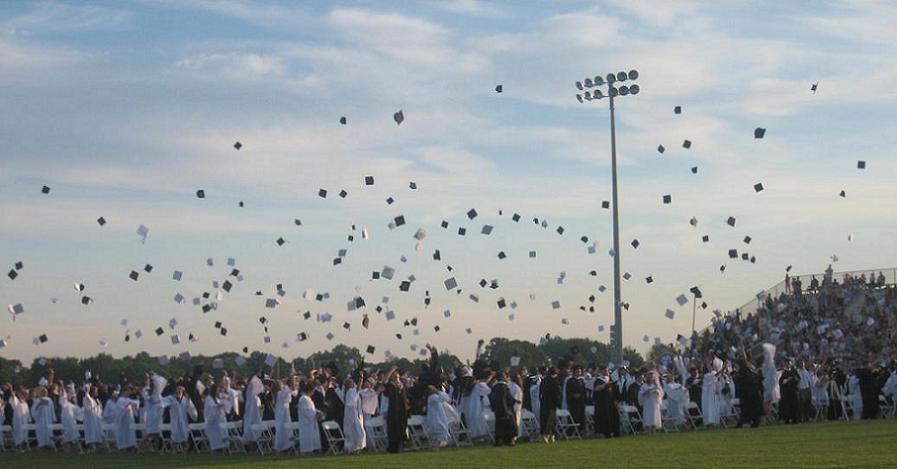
[3,420,895,468]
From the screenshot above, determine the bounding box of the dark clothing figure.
[385,381,408,453]
[686,375,703,405]
[734,361,763,427]
[592,377,620,437]
[324,387,344,425]
[779,368,800,423]
[565,377,587,431]
[489,381,518,446]
[539,376,562,436]
[856,368,880,419]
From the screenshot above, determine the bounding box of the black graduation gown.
[856,368,880,419]
[539,376,562,435]
[779,369,800,423]
[734,364,763,426]
[592,377,620,437]
[489,381,518,444]
[385,382,408,452]
[565,377,587,427]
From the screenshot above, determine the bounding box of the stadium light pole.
[575,70,640,364]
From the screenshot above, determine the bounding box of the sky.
[1,0,896,365]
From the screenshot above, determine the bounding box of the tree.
[484,338,548,369]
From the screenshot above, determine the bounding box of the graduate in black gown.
[778,359,800,424]
[489,371,519,446]
[734,348,763,428]
[539,367,562,442]
[592,366,620,438]
[385,368,409,453]
[856,363,881,419]
[565,366,587,432]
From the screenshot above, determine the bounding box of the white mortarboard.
[264,336,271,343]
[174,293,185,304]
[510,356,521,367]
[510,301,518,309]
[676,294,688,306]
[212,358,223,369]
[227,257,236,266]
[136,224,149,242]
[443,309,451,318]
[234,356,247,366]
[665,309,676,319]
[120,319,129,327]
[8,303,25,316]
[444,277,458,290]
[158,356,170,365]
[382,266,396,280]
[481,225,493,235]
[622,272,631,280]
[173,270,183,281]
[169,318,178,329]
[170,334,180,345]
[265,298,280,308]
[385,310,396,320]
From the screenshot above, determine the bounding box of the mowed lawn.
[3,420,895,469]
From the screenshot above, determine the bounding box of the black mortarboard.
[495,84,503,93]
[366,345,376,354]
[557,226,565,235]
[744,236,752,244]
[41,185,51,194]
[129,270,139,281]
[144,264,153,273]
[7,270,17,280]
[857,160,866,169]
[754,183,764,192]
[728,249,738,258]
[663,194,672,204]
[39,334,48,343]
[674,106,682,114]
[702,235,710,242]
[631,239,640,248]
[457,227,466,235]
[602,201,610,209]
[691,166,698,174]
[340,116,347,125]
[409,181,417,190]
[196,189,205,199]
[657,145,665,154]
[683,140,691,149]
[365,176,374,185]
[839,190,846,198]
[276,237,286,246]
[467,208,478,219]
[233,141,242,150]
[726,216,736,227]
[394,215,406,226]
[339,189,348,198]
[386,197,394,205]
[318,189,327,198]
[394,110,404,125]
[690,286,703,298]
[97,217,106,226]
[754,128,766,139]
[155,327,164,336]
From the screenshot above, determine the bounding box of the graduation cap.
[97,216,106,226]
[720,264,727,272]
[676,294,688,306]
[645,275,653,284]
[623,272,631,280]
[674,106,682,114]
[744,236,752,244]
[665,309,675,319]
[136,224,149,242]
[8,303,24,315]
[339,189,348,198]
[238,201,244,207]
[754,183,764,193]
[318,189,328,199]
[399,280,410,291]
[691,166,698,174]
[839,190,846,198]
[386,197,394,205]
[394,215,406,227]
[129,270,139,281]
[409,181,417,190]
[702,234,710,242]
[81,296,92,305]
[457,227,466,236]
[728,249,738,258]
[690,286,703,298]
[662,195,672,204]
[857,160,866,169]
[602,201,610,209]
[556,226,565,235]
[340,116,347,125]
[495,84,503,93]
[481,225,493,235]
[8,270,17,280]
[682,140,692,149]
[364,176,374,185]
[276,237,286,246]
[726,216,736,227]
[393,110,404,125]
[196,189,205,199]
[741,252,749,261]
[144,264,153,273]
[37,334,48,344]
[811,82,818,94]
[785,264,793,272]
[657,145,665,154]
[631,239,640,249]
[497,251,507,259]
[233,141,242,150]
[467,208,478,220]
[754,128,766,139]
[155,327,164,336]
[366,345,376,354]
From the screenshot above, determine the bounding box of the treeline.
[0,337,645,386]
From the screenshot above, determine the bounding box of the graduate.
[761,343,780,416]
[564,366,587,433]
[733,350,764,428]
[242,372,265,445]
[297,381,323,454]
[539,367,562,443]
[31,385,57,449]
[638,371,664,434]
[384,368,408,453]
[203,385,228,452]
[701,359,722,427]
[592,366,620,438]
[143,372,167,445]
[490,371,519,446]
[423,385,453,448]
[662,373,689,429]
[82,384,104,449]
[164,385,198,448]
[58,383,83,447]
[273,378,298,453]
[778,359,800,424]
[114,386,141,451]
[507,372,525,439]
[527,370,542,432]
[466,371,492,441]
[810,367,830,420]
[342,377,366,453]
[6,385,30,448]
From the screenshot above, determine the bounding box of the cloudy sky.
[2,1,896,364]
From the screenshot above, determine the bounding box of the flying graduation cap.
[754,128,766,139]
[495,84,503,93]
[394,110,404,125]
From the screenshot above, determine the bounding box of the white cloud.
[2,2,132,34]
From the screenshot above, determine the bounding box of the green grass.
[3,420,896,468]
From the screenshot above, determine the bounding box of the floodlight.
[629,84,640,95]
[616,71,627,82]
[606,73,616,84]
[619,85,629,96]
[628,69,639,80]
[576,81,583,91]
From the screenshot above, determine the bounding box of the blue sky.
[2,0,896,364]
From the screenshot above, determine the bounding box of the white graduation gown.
[663,382,688,426]
[115,398,139,450]
[762,343,780,402]
[342,387,366,452]
[82,394,105,445]
[242,375,264,443]
[273,387,296,452]
[11,395,30,446]
[529,379,541,429]
[297,394,321,454]
[466,382,491,439]
[59,391,82,443]
[31,396,56,448]
[508,382,524,437]
[847,375,863,419]
[165,395,198,443]
[145,375,167,435]
[204,396,227,450]
[701,373,721,426]
[638,384,664,429]
[424,391,452,444]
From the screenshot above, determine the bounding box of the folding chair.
[130,422,152,452]
[520,410,540,442]
[621,405,644,434]
[878,395,893,419]
[584,406,596,437]
[282,421,302,455]
[157,423,176,453]
[101,422,119,452]
[188,423,209,453]
[251,421,275,455]
[0,424,10,451]
[448,419,473,447]
[482,411,496,444]
[685,401,703,429]
[660,403,679,432]
[618,406,635,435]
[321,421,345,455]
[222,420,246,454]
[406,415,429,450]
[48,423,64,451]
[364,416,389,452]
[555,409,581,440]
[719,401,739,428]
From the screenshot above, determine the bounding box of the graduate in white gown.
[761,343,780,412]
[663,373,688,427]
[466,379,492,440]
[342,377,367,453]
[59,384,83,445]
[31,386,56,449]
[164,386,198,445]
[82,385,105,448]
[219,377,240,421]
[507,375,524,438]
[638,372,664,433]
[144,373,167,439]
[8,387,30,447]
[424,386,453,447]
[701,360,722,427]
[297,381,322,454]
[847,372,863,419]
[242,374,264,444]
[528,373,542,431]
[273,379,298,453]
[204,385,228,451]
[114,387,141,451]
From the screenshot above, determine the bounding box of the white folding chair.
[284,421,302,455]
[584,405,596,437]
[220,421,245,454]
[685,401,703,429]
[621,405,644,434]
[660,402,679,432]
[0,424,10,451]
[101,422,119,451]
[364,416,389,452]
[321,421,345,455]
[520,410,540,441]
[406,415,429,450]
[482,411,496,443]
[555,409,581,440]
[448,419,473,447]
[251,421,275,455]
[188,423,209,453]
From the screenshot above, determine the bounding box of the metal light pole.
[576,70,640,364]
